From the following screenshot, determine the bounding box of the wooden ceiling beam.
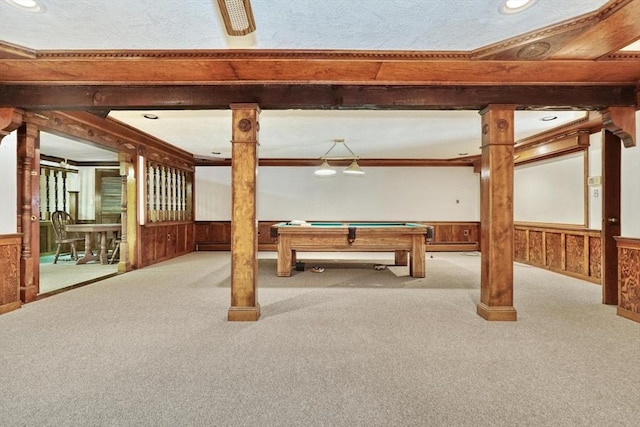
[1,57,639,85]
[551,0,640,59]
[1,84,636,111]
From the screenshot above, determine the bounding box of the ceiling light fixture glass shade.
[314,139,365,176]
[314,160,337,176]
[500,0,536,14]
[343,160,365,175]
[3,0,45,12]
[217,0,256,36]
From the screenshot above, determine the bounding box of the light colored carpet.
[1,251,638,427]
[39,254,118,295]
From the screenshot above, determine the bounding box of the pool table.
[270,222,431,278]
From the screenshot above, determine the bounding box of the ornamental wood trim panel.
[515,228,527,261]
[589,236,602,279]
[0,234,22,315]
[514,224,600,284]
[528,230,544,265]
[614,237,640,323]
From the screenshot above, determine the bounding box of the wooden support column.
[477,105,517,321]
[118,153,133,272]
[17,123,39,302]
[600,107,634,305]
[228,103,260,321]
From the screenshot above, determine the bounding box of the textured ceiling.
[1,0,633,162]
[0,0,612,51]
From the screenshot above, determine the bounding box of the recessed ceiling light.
[3,0,45,12]
[458,152,468,156]
[500,0,536,14]
[142,113,159,120]
[540,115,558,122]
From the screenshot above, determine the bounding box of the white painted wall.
[588,132,603,230]
[0,131,17,234]
[620,110,640,237]
[514,152,585,225]
[196,166,480,222]
[3,112,639,237]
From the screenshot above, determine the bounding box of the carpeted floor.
[39,254,119,295]
[1,251,638,427]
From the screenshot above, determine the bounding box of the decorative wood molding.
[195,157,479,167]
[0,41,36,59]
[35,49,472,61]
[0,108,23,142]
[471,8,599,60]
[514,131,590,165]
[550,0,640,60]
[601,106,636,148]
[472,0,635,61]
[25,111,195,171]
[515,112,602,149]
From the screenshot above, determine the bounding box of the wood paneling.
[514,228,527,261]
[545,232,563,271]
[515,224,600,284]
[39,221,56,254]
[138,222,194,268]
[529,231,544,264]
[565,234,585,275]
[615,237,640,323]
[0,234,21,314]
[589,236,602,279]
[195,220,479,252]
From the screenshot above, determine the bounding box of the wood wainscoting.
[0,234,21,314]
[514,223,601,284]
[195,220,480,252]
[614,237,640,323]
[138,221,195,268]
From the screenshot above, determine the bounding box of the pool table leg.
[277,237,292,277]
[394,250,408,266]
[411,237,426,278]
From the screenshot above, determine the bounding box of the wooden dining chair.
[51,210,84,264]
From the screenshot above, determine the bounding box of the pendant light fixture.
[314,139,365,177]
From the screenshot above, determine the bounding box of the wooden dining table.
[64,223,121,265]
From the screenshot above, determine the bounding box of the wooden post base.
[0,301,21,315]
[617,307,640,323]
[228,304,261,321]
[477,302,517,321]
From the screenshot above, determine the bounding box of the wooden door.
[95,169,122,224]
[601,130,621,305]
